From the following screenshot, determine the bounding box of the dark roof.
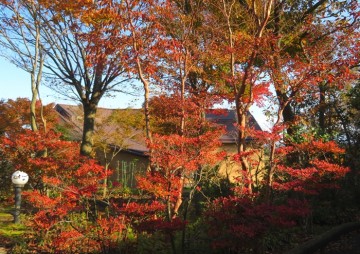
[205,109,262,144]
[55,104,148,156]
[55,104,262,153]
[55,104,83,140]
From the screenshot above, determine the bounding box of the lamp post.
[11,171,29,224]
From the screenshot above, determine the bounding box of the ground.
[0,203,359,253]
[316,229,360,254]
[0,207,28,254]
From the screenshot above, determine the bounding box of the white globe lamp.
[11,170,29,223]
[11,171,29,187]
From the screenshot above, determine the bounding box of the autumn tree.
[0,99,136,252]
[267,0,359,136]
[135,128,224,252]
[188,0,273,194]
[195,1,358,250]
[0,98,58,192]
[121,0,220,137]
[194,0,359,193]
[0,0,46,131]
[42,0,136,156]
[146,90,225,253]
[121,0,168,141]
[1,126,131,253]
[0,98,57,136]
[120,5,226,248]
[0,98,57,197]
[261,0,360,194]
[0,0,135,156]
[205,123,350,253]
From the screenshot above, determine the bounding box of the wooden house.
[55,104,263,187]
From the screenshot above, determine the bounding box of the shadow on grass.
[0,209,29,252]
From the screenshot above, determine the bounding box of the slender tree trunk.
[30,87,38,132]
[30,21,43,132]
[173,49,189,219]
[166,180,178,254]
[282,99,295,136]
[103,163,109,198]
[222,0,253,192]
[39,99,47,133]
[319,83,326,133]
[272,0,296,138]
[143,79,152,142]
[173,176,184,219]
[265,107,284,202]
[224,0,273,194]
[129,10,152,143]
[236,104,252,194]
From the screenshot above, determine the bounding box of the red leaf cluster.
[206,196,310,252]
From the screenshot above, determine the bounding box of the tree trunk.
[282,98,295,136]
[30,89,38,132]
[103,163,109,198]
[319,84,326,133]
[143,81,152,142]
[236,105,252,194]
[272,0,296,138]
[81,103,98,157]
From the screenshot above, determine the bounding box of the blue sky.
[0,58,142,108]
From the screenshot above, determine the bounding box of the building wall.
[217,143,267,187]
[96,143,266,190]
[96,149,148,188]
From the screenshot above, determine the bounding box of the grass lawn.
[0,207,28,252]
